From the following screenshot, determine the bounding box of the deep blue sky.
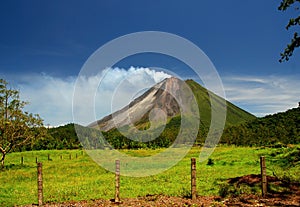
[0,0,298,76]
[0,0,299,126]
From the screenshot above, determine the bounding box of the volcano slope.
[88,77,255,148]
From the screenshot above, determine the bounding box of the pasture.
[0,146,298,206]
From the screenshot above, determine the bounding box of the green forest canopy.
[16,105,300,151]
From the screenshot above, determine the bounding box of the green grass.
[0,146,299,206]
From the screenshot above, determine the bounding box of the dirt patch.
[228,174,280,186]
[23,174,300,207]
[24,195,218,207]
[222,193,300,207]
[23,193,300,207]
[225,174,300,206]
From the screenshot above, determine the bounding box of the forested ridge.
[220,106,300,146]
[19,124,82,151]
[13,106,299,152]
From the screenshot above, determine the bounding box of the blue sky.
[0,0,299,126]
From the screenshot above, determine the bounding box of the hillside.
[185,79,255,127]
[220,106,300,146]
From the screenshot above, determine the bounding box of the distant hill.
[29,123,82,150]
[29,123,106,151]
[220,106,300,146]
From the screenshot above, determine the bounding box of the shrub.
[207,158,214,166]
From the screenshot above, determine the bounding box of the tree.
[0,79,45,168]
[278,0,300,62]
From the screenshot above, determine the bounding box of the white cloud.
[16,67,171,126]
[222,75,300,116]
[18,74,76,127]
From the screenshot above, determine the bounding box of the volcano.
[88,77,255,133]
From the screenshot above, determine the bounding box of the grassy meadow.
[0,146,299,206]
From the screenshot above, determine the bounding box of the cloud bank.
[17,67,171,126]
[11,68,300,126]
[222,75,300,116]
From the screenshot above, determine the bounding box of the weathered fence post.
[191,157,197,200]
[36,157,38,163]
[60,155,62,160]
[37,162,43,206]
[115,159,120,203]
[69,154,72,160]
[260,156,267,197]
[21,156,24,165]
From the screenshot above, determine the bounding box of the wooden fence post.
[260,156,267,197]
[191,157,197,200]
[37,162,43,206]
[36,157,38,163]
[21,156,24,165]
[115,160,120,203]
[69,154,72,160]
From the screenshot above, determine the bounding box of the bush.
[207,158,214,166]
[218,183,230,197]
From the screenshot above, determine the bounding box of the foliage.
[31,124,109,151]
[0,79,45,168]
[43,124,81,150]
[221,106,300,146]
[278,0,300,62]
